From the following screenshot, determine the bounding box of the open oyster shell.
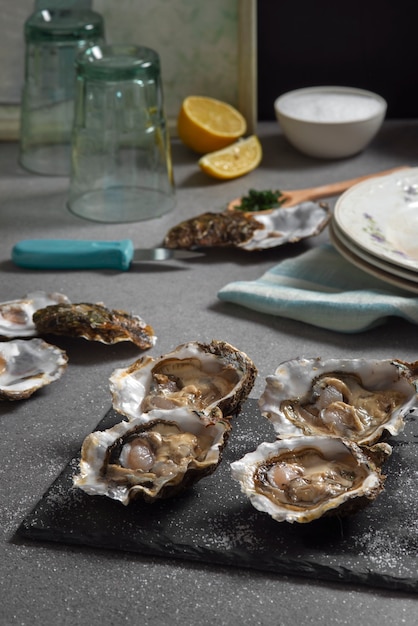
[74,407,231,504]
[33,302,156,350]
[0,338,68,400]
[76,340,256,504]
[231,435,385,523]
[109,340,257,422]
[0,291,70,339]
[258,357,418,446]
[163,202,330,251]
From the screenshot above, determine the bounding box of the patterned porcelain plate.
[329,222,418,294]
[334,167,418,272]
[330,219,418,282]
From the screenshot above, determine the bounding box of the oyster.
[0,338,68,400]
[163,202,330,251]
[230,435,385,523]
[109,340,257,422]
[33,302,156,350]
[259,357,418,446]
[0,291,70,339]
[74,407,231,504]
[75,340,255,504]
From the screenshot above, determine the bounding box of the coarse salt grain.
[280,92,383,123]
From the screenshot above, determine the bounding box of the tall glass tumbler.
[19,8,105,176]
[67,44,175,222]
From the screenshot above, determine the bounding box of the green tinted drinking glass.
[67,44,175,222]
[19,8,105,176]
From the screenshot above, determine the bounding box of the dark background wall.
[257,1,418,120]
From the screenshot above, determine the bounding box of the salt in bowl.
[274,86,387,159]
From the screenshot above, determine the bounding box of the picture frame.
[0,0,257,140]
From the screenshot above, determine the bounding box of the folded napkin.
[218,244,418,333]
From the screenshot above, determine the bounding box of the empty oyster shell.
[0,291,70,339]
[109,340,257,422]
[0,338,68,400]
[163,202,330,251]
[74,407,231,504]
[33,302,156,350]
[259,357,418,446]
[231,435,385,523]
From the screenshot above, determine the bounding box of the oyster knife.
[12,239,202,271]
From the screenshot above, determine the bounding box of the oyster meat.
[0,291,70,339]
[109,340,257,422]
[0,338,68,400]
[259,357,418,446]
[231,435,385,523]
[163,202,330,251]
[74,407,231,504]
[33,302,156,350]
[75,340,256,504]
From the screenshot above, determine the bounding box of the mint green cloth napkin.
[217,244,418,333]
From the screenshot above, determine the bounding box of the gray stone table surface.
[1,121,418,625]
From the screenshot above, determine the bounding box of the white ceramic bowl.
[274,86,387,159]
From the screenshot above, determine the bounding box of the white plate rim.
[329,221,418,294]
[331,219,418,282]
[334,167,418,271]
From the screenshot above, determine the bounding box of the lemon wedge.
[198,136,262,180]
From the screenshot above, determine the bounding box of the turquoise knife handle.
[11,239,135,270]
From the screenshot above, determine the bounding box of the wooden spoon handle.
[227,166,410,211]
[284,165,410,204]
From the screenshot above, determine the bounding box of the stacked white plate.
[329,167,418,294]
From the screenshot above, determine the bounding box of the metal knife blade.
[11,239,203,271]
[133,248,201,262]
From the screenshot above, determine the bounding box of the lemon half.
[178,95,247,154]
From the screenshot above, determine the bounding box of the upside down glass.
[67,44,175,222]
[19,8,105,175]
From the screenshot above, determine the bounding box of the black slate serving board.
[17,399,418,592]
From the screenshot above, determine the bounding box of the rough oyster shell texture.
[231,357,418,523]
[109,340,258,422]
[258,357,417,445]
[33,302,156,350]
[74,407,232,504]
[0,291,71,339]
[0,293,154,350]
[164,202,330,251]
[0,292,155,401]
[74,340,257,504]
[230,435,385,524]
[0,338,68,400]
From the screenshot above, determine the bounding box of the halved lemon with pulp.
[177,95,247,154]
[198,136,262,180]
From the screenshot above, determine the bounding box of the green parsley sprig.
[234,189,284,212]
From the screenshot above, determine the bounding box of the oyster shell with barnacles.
[0,291,71,339]
[230,435,385,524]
[74,340,257,503]
[258,357,418,446]
[0,338,68,400]
[230,356,418,524]
[109,339,257,422]
[163,202,330,251]
[73,407,231,504]
[33,302,156,350]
